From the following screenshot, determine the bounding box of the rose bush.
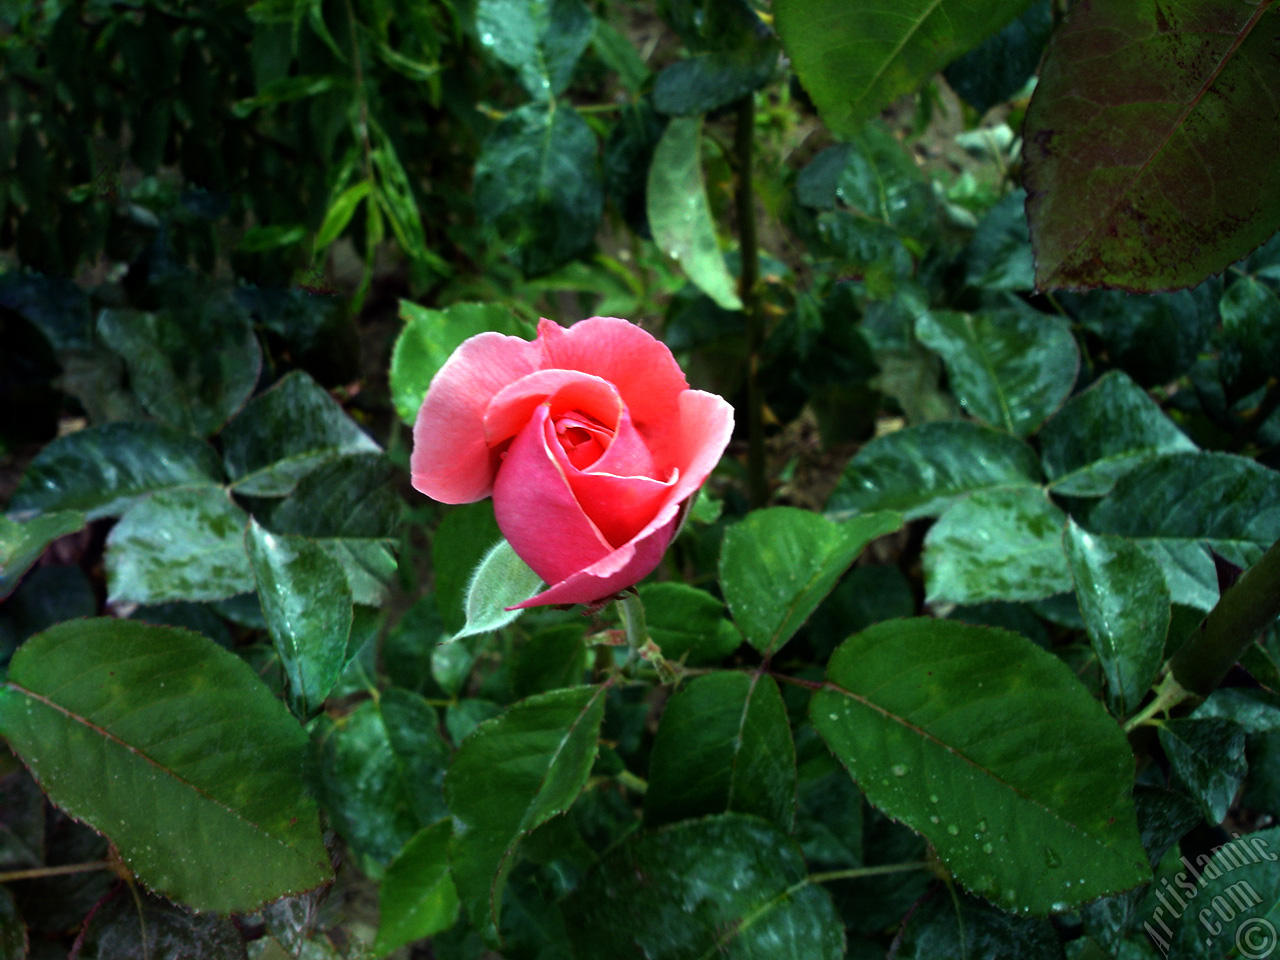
[411,316,734,607]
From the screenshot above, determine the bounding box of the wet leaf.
[0,619,330,912]
[813,618,1150,913]
[1024,0,1280,291]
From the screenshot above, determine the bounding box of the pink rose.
[411,317,734,608]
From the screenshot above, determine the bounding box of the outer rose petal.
[535,318,688,435]
[510,388,734,609]
[510,512,682,608]
[492,405,613,585]
[411,332,542,503]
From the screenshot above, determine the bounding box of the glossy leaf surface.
[645,672,795,829]
[812,618,1149,913]
[445,685,606,941]
[10,422,223,519]
[775,0,1033,137]
[313,690,451,869]
[914,309,1077,437]
[1158,718,1247,824]
[374,821,460,956]
[720,507,903,655]
[637,582,741,665]
[97,306,261,436]
[105,486,254,604]
[1041,371,1196,496]
[924,487,1072,604]
[828,421,1041,520]
[474,102,603,277]
[222,371,379,496]
[475,0,593,100]
[1089,452,1280,610]
[648,116,742,311]
[0,511,85,600]
[1024,0,1280,291]
[247,518,352,718]
[0,619,330,912]
[564,814,844,960]
[1065,520,1169,718]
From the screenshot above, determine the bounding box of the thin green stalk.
[735,94,766,509]
[1168,535,1280,696]
[0,860,112,883]
[808,861,931,884]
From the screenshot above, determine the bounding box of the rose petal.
[509,512,681,608]
[663,389,736,505]
[485,369,621,448]
[586,406,658,479]
[492,404,613,586]
[535,318,688,436]
[411,332,542,503]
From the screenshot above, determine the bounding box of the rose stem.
[1126,535,1280,730]
[735,93,767,509]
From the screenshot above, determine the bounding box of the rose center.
[554,411,612,469]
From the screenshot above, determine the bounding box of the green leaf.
[923,487,1072,604]
[645,672,795,830]
[374,821,460,957]
[246,518,352,719]
[268,453,402,540]
[390,302,531,426]
[637,582,741,665]
[0,511,86,601]
[97,307,262,437]
[563,814,845,960]
[313,689,451,870]
[775,0,1033,137]
[316,180,372,249]
[236,224,308,252]
[433,503,503,634]
[1158,718,1247,825]
[1089,451,1280,611]
[812,618,1150,913]
[720,507,904,656]
[510,625,589,699]
[1041,371,1197,497]
[647,116,743,311]
[652,5,779,117]
[475,0,594,100]
[1221,273,1280,400]
[0,888,23,959]
[1065,519,1170,718]
[0,619,331,913]
[10,422,223,519]
[964,189,1036,292]
[474,102,603,277]
[914,308,1078,437]
[445,685,606,942]
[105,486,254,604]
[943,0,1053,114]
[592,18,650,93]
[1060,287,1214,387]
[796,123,934,239]
[222,371,379,496]
[827,421,1041,520]
[1023,0,1280,291]
[449,539,544,643]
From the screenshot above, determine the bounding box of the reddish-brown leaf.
[1024,0,1280,292]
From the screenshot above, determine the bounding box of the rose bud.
[411,316,733,608]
